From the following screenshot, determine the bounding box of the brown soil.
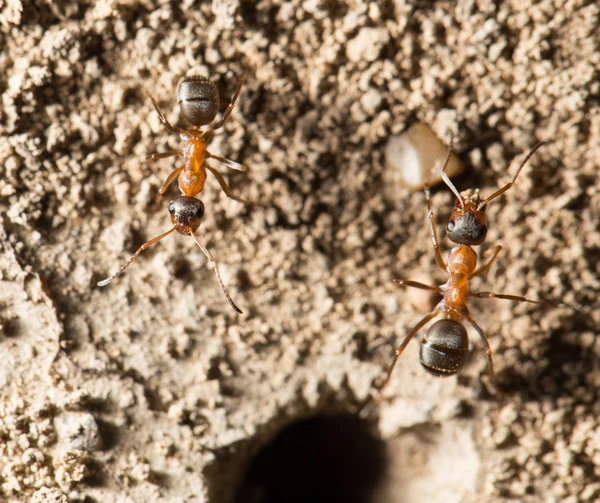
[0,1,598,502]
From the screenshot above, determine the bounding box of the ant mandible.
[97,75,247,313]
[377,141,548,396]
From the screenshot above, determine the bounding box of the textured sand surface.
[0,1,599,502]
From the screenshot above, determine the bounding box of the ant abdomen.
[177,76,219,127]
[420,319,469,376]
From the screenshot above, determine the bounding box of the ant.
[374,141,548,399]
[97,75,247,313]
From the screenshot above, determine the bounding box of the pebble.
[385,122,464,190]
[346,27,390,63]
[54,412,102,452]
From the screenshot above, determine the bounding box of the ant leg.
[472,246,502,278]
[393,279,443,293]
[462,311,495,378]
[205,164,248,204]
[149,95,185,135]
[471,291,548,306]
[363,311,439,410]
[146,150,183,162]
[206,152,247,172]
[478,142,546,209]
[208,76,246,134]
[158,167,184,195]
[97,227,177,286]
[424,186,447,272]
[189,229,243,314]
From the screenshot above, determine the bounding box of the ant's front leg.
[158,167,184,196]
[472,246,502,278]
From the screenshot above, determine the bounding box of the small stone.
[54,412,102,452]
[346,27,390,63]
[385,122,464,190]
[360,88,382,115]
[31,487,68,503]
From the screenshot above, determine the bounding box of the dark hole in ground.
[233,413,387,503]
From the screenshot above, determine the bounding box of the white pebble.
[385,122,464,190]
[54,412,102,452]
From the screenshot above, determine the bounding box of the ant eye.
[447,220,455,232]
[169,203,176,214]
[480,225,488,236]
[196,207,205,219]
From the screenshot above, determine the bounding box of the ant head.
[177,76,219,127]
[420,319,469,376]
[441,141,547,246]
[447,189,489,245]
[169,196,205,235]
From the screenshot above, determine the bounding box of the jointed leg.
[462,311,495,378]
[146,150,183,162]
[472,246,502,278]
[149,95,185,135]
[205,164,248,204]
[362,311,439,411]
[471,291,548,306]
[393,279,443,293]
[424,186,447,272]
[207,152,247,171]
[97,227,177,286]
[208,76,246,133]
[158,167,184,195]
[189,229,243,314]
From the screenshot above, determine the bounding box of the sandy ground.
[0,0,599,502]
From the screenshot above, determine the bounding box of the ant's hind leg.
[149,94,185,135]
[424,186,447,272]
[208,76,246,133]
[472,246,502,278]
[462,312,495,378]
[360,311,439,412]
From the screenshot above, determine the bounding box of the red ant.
[97,75,247,313]
[375,141,548,397]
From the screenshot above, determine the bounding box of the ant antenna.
[190,229,243,314]
[97,227,177,286]
[478,141,547,210]
[440,133,464,208]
